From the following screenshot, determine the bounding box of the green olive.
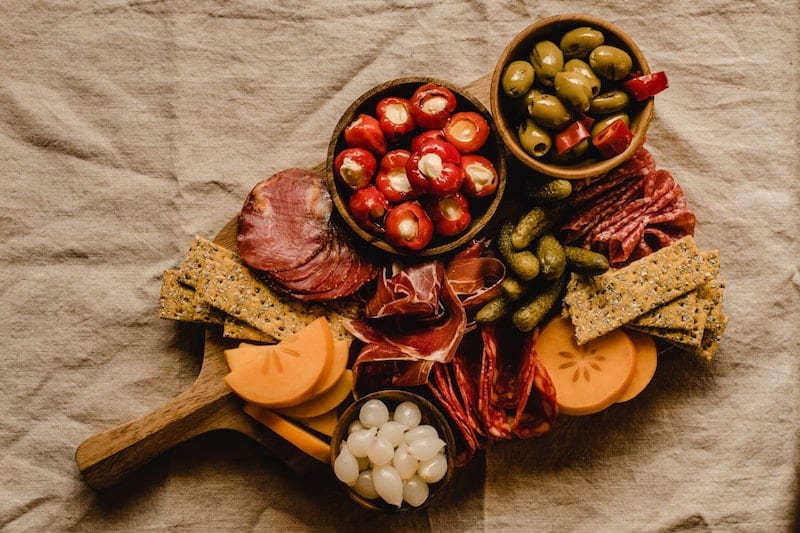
[554,71,593,112]
[518,118,552,158]
[529,40,564,87]
[589,90,630,115]
[589,45,633,81]
[502,60,536,98]
[559,27,605,59]
[527,92,572,129]
[564,58,601,97]
[590,112,630,138]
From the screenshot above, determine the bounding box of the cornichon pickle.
[498,221,541,280]
[589,89,630,115]
[501,276,528,302]
[525,178,573,203]
[534,233,566,280]
[476,295,510,324]
[564,246,610,274]
[510,206,554,250]
[559,27,605,59]
[511,273,566,332]
[529,40,564,87]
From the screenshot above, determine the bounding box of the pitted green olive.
[518,119,552,158]
[589,90,630,115]
[589,45,633,81]
[559,27,605,59]
[564,59,601,97]
[502,60,536,98]
[527,92,572,129]
[529,40,564,87]
[554,71,593,113]
[590,112,630,138]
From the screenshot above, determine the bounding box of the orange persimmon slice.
[311,338,351,396]
[276,369,354,419]
[536,316,637,416]
[224,317,334,408]
[616,329,658,403]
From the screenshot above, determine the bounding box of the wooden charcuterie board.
[75,74,494,490]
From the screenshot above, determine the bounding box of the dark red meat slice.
[477,326,513,439]
[512,332,558,439]
[352,342,435,396]
[237,168,332,272]
[365,262,443,319]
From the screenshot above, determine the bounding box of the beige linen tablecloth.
[2,1,798,531]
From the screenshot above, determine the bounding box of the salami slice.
[237,168,332,272]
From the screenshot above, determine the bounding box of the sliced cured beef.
[237,168,332,272]
[237,168,377,301]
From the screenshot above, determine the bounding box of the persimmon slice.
[536,316,636,416]
[616,329,658,403]
[276,369,354,419]
[224,317,334,408]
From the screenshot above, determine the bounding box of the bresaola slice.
[238,168,332,272]
[237,168,377,301]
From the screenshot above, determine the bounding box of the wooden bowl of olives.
[326,77,507,257]
[490,14,657,180]
[330,390,456,511]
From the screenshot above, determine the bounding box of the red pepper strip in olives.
[334,147,377,190]
[409,83,458,129]
[425,192,472,237]
[344,113,387,155]
[624,71,669,101]
[554,120,591,155]
[443,111,490,153]
[376,96,416,143]
[384,201,434,251]
[375,149,416,203]
[592,119,633,158]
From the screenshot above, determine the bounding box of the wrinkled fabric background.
[1,1,798,531]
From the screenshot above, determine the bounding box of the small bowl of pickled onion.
[330,390,456,511]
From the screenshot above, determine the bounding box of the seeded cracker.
[178,235,240,288]
[159,269,226,324]
[564,236,709,344]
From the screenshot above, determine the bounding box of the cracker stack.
[158,236,357,342]
[562,236,727,360]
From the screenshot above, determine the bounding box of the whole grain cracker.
[564,236,711,344]
[159,269,226,324]
[194,255,345,342]
[179,236,240,288]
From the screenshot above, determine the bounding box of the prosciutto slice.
[345,261,467,363]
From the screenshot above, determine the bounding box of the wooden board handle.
[75,379,232,489]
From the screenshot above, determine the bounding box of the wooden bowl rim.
[326,76,507,257]
[490,14,654,180]
[330,389,457,512]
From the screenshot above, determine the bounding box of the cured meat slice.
[345,261,467,363]
[559,148,696,266]
[477,326,513,439]
[512,332,557,439]
[365,262,443,319]
[445,256,505,311]
[351,343,435,396]
[237,168,332,272]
